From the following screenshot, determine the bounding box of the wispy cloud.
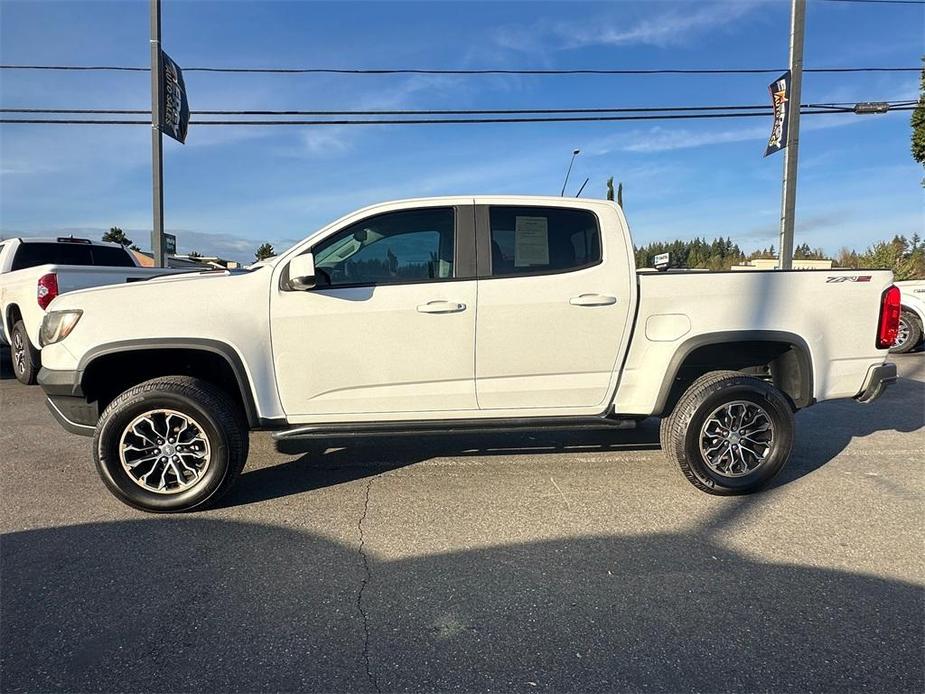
[617,125,769,153]
[741,212,851,241]
[586,113,872,155]
[493,1,764,53]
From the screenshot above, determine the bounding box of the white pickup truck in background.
[34,196,900,512]
[892,279,925,354]
[0,236,183,384]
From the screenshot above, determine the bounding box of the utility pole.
[777,0,805,270]
[150,0,165,267]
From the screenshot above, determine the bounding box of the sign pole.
[150,0,165,268]
[777,0,805,270]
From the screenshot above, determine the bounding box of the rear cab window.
[10,243,135,271]
[487,206,601,277]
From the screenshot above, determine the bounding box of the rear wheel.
[660,370,794,495]
[890,309,922,354]
[93,376,248,513]
[10,320,39,385]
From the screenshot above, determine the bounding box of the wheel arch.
[653,330,814,417]
[901,301,925,329]
[78,339,261,428]
[5,302,23,337]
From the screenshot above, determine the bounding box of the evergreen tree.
[912,60,925,174]
[255,243,277,261]
[102,227,133,247]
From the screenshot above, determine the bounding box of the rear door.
[474,202,634,411]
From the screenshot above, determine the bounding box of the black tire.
[10,320,40,385]
[890,309,922,354]
[660,370,794,495]
[93,376,248,513]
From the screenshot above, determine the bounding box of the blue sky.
[1,0,922,263]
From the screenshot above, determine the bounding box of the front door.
[272,205,478,419]
[474,203,633,411]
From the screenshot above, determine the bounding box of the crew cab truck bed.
[35,196,899,512]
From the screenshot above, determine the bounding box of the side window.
[313,207,455,287]
[488,206,601,277]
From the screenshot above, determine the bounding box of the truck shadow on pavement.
[228,423,662,508]
[223,366,924,508]
[2,502,922,692]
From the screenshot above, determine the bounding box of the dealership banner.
[764,70,791,157]
[160,51,189,144]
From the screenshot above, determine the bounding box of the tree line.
[634,234,924,279]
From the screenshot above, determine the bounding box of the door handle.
[569,294,617,307]
[417,300,467,314]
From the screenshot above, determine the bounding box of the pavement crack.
[356,476,381,694]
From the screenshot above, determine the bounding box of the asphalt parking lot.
[1,348,923,693]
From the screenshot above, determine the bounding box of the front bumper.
[38,367,97,436]
[854,362,897,404]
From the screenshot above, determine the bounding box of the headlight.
[40,310,82,347]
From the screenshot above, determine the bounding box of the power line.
[0,64,920,75]
[0,100,916,117]
[816,0,925,5]
[0,106,914,126]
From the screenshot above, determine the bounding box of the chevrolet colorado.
[35,197,899,512]
[0,236,181,384]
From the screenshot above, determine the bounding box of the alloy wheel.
[699,400,775,477]
[118,409,212,494]
[895,317,910,350]
[12,331,25,375]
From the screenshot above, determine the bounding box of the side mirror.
[288,253,317,290]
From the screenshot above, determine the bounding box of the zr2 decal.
[826,275,872,283]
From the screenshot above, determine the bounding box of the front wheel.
[93,376,248,513]
[660,370,795,495]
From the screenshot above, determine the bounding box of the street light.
[560,149,580,197]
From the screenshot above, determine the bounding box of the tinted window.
[313,208,455,287]
[11,243,135,271]
[488,206,600,277]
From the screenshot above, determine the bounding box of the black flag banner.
[764,70,791,157]
[160,51,189,144]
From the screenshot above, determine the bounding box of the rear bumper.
[38,367,97,436]
[854,362,897,404]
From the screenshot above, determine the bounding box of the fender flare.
[78,338,263,427]
[901,299,925,328]
[653,330,815,415]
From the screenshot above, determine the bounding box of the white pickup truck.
[0,236,181,384]
[35,197,899,512]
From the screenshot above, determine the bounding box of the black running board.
[273,414,637,441]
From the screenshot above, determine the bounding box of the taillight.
[37,273,59,310]
[876,285,901,349]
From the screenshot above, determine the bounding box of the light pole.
[560,149,580,197]
[777,0,805,270]
[150,0,165,267]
